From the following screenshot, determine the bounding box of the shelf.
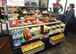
[21,40,44,54]
[23,45,44,54]
[12,6,48,8]
[12,38,40,52]
[49,37,65,45]
[9,20,61,30]
[48,28,65,36]
[21,38,40,46]
[49,34,65,45]
[48,33,60,37]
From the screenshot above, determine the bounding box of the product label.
[2,24,7,30]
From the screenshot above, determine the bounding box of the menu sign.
[0,0,2,7]
[7,0,25,6]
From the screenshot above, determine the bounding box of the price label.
[2,24,7,30]
[12,20,16,25]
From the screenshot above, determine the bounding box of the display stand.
[3,0,66,54]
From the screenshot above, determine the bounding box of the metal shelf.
[49,37,65,45]
[23,45,44,54]
[9,20,61,30]
[49,33,65,45]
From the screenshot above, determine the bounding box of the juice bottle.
[27,33,32,41]
[22,28,30,42]
[22,28,30,35]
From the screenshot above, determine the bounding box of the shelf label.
[2,24,7,30]
[7,0,25,6]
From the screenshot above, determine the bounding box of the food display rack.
[4,1,65,53]
[9,20,65,54]
[9,20,61,30]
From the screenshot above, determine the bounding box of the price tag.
[2,23,7,30]
[12,20,16,25]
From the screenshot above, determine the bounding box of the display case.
[5,0,66,54]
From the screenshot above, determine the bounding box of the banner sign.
[7,0,25,6]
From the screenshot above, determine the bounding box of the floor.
[38,33,76,54]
